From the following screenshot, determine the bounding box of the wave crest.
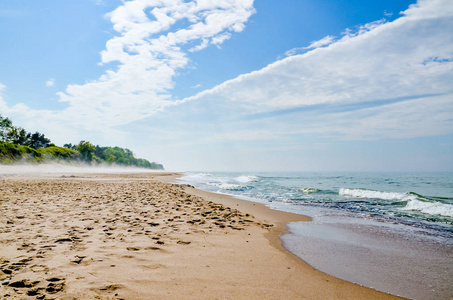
[234,175,259,183]
[401,199,453,217]
[301,188,321,194]
[339,188,417,201]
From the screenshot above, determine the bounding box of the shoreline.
[0,171,403,299]
[153,173,407,299]
[177,171,453,300]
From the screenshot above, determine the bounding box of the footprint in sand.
[126,247,142,251]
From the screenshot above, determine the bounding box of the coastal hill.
[0,114,163,170]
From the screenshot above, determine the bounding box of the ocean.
[179,172,453,299]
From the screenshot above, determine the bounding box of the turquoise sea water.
[179,172,453,299]
[180,172,453,233]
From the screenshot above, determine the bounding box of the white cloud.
[341,18,387,38]
[189,38,210,52]
[404,0,453,19]
[179,0,453,141]
[2,0,453,152]
[0,83,80,143]
[384,11,393,17]
[304,35,336,49]
[45,78,55,87]
[3,0,256,137]
[286,35,336,56]
[58,0,255,128]
[269,94,453,141]
[335,94,453,140]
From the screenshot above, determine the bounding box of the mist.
[0,162,167,176]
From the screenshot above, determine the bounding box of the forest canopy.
[0,114,163,169]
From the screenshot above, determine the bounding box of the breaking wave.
[301,188,321,194]
[234,175,260,183]
[339,188,417,201]
[180,172,453,225]
[402,199,453,218]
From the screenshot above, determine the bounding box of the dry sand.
[0,172,404,299]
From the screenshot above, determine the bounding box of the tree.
[0,115,13,142]
[76,140,96,162]
[6,127,31,145]
[63,143,77,150]
[27,132,51,149]
[0,115,164,169]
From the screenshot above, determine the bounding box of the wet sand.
[282,212,453,300]
[0,172,404,299]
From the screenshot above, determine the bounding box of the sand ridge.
[0,173,404,299]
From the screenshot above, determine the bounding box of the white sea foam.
[180,172,453,224]
[401,199,453,217]
[183,172,214,180]
[219,183,244,190]
[339,188,416,201]
[181,173,256,191]
[234,175,259,183]
[301,188,321,194]
[205,181,242,190]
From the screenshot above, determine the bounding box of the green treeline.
[0,114,163,169]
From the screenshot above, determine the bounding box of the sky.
[0,0,452,172]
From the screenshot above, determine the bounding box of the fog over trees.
[0,114,163,169]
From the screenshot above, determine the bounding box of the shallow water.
[281,206,453,300]
[179,172,453,299]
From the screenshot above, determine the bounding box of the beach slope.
[0,172,403,299]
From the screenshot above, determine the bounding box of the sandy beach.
[0,172,404,299]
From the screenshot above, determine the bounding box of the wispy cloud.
[176,0,453,141]
[384,10,393,17]
[286,35,336,56]
[62,0,253,126]
[3,0,255,136]
[2,0,453,150]
[304,35,336,49]
[45,78,55,87]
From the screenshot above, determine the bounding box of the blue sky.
[1,0,452,171]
